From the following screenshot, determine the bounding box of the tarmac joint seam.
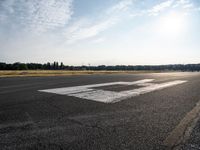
[163,101,200,150]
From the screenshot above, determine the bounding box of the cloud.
[106,0,134,14]
[148,0,174,16]
[131,0,198,17]
[182,3,193,8]
[64,19,116,43]
[0,0,73,32]
[63,0,134,44]
[0,0,135,46]
[1,0,198,46]
[173,0,194,9]
[177,0,191,5]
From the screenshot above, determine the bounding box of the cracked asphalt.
[0,72,200,150]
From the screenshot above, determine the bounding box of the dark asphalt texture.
[0,72,200,150]
[181,116,200,150]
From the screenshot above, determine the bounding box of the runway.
[0,72,200,149]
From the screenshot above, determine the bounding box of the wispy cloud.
[148,0,174,16]
[176,0,191,5]
[131,0,198,17]
[106,0,133,14]
[62,0,199,44]
[64,0,134,43]
[64,19,116,43]
[173,0,194,9]
[0,0,73,32]
[1,0,200,64]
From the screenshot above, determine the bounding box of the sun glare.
[157,11,187,37]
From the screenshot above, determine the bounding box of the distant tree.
[0,62,200,71]
[47,62,51,70]
[0,63,6,70]
[19,63,28,70]
[60,62,64,69]
[56,62,59,70]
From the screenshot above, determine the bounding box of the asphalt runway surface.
[0,72,200,150]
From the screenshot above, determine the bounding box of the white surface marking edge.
[39,79,187,103]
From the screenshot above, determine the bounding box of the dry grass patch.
[0,70,159,77]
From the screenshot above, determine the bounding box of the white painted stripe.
[40,87,94,95]
[69,90,125,103]
[112,80,187,103]
[69,80,187,103]
[121,80,187,96]
[39,79,154,95]
[39,79,187,103]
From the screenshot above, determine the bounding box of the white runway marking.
[39,79,187,103]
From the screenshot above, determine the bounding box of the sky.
[0,0,200,65]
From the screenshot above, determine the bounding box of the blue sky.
[0,0,200,65]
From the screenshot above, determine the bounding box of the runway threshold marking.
[39,79,187,103]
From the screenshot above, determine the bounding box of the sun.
[157,11,187,37]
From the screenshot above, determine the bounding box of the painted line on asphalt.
[39,79,187,103]
[39,79,154,95]
[163,101,200,149]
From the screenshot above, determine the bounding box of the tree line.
[0,62,200,71]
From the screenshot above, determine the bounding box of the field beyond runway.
[0,70,160,77]
[0,72,200,150]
